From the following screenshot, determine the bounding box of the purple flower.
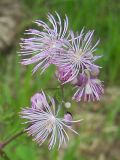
[54,29,101,83]
[72,74,104,102]
[20,91,82,149]
[20,13,69,74]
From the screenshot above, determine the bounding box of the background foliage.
[0,0,120,160]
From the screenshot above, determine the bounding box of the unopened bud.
[65,102,71,108]
[31,93,44,110]
[64,112,72,126]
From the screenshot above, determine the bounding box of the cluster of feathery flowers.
[20,13,104,149]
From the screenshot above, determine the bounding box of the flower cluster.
[20,13,103,102]
[21,92,82,149]
[20,13,104,150]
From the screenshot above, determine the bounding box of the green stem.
[60,84,64,103]
[0,130,25,149]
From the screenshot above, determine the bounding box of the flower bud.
[31,93,44,110]
[64,102,71,108]
[64,112,72,126]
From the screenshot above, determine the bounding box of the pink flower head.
[20,12,70,74]
[21,91,82,149]
[54,29,101,83]
[72,74,104,102]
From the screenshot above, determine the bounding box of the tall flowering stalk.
[19,13,104,150]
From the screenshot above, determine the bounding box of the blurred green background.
[0,0,120,160]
